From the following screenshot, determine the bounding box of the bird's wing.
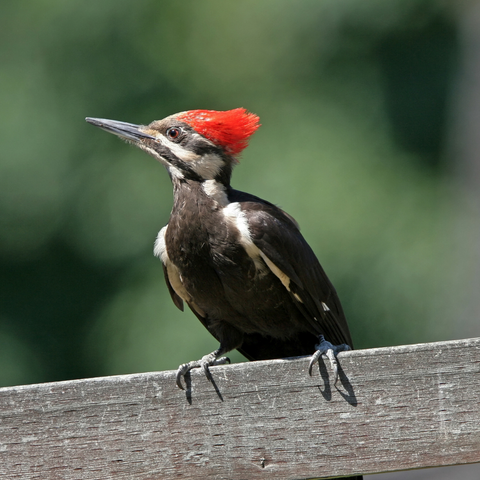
[154,226,185,312]
[162,260,226,343]
[161,263,184,312]
[240,199,353,347]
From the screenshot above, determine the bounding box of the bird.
[85,109,354,390]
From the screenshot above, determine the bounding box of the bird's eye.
[166,127,181,140]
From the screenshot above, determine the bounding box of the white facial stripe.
[140,145,185,179]
[191,131,216,147]
[223,203,267,274]
[192,153,224,180]
[140,145,168,166]
[202,180,229,206]
[143,134,224,180]
[157,135,199,162]
[168,165,185,179]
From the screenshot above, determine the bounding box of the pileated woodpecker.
[85,109,354,389]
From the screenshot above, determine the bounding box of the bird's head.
[86,109,260,185]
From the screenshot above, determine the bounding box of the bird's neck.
[172,177,232,211]
[166,178,233,262]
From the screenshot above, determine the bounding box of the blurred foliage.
[0,0,473,387]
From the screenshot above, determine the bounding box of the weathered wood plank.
[0,337,479,480]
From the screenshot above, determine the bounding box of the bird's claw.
[176,352,230,390]
[308,335,351,384]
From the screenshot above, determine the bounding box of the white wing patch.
[258,251,291,290]
[222,203,302,301]
[223,203,267,274]
[258,251,304,304]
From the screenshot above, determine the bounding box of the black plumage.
[86,109,362,480]
[85,110,355,381]
[164,182,352,363]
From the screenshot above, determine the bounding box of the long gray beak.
[85,117,156,142]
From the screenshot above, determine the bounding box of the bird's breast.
[163,188,273,306]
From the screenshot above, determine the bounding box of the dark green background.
[1,1,476,389]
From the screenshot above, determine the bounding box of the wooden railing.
[1,337,479,479]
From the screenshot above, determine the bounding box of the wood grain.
[1,337,479,479]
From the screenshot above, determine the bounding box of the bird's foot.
[176,350,230,390]
[308,335,351,384]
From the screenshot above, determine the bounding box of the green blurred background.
[1,0,479,391]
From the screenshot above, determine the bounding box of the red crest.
[177,108,260,156]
